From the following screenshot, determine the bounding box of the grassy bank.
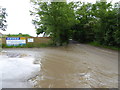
[89,42,120,51]
[2,41,120,51]
[2,43,52,48]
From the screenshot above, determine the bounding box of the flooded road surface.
[0,50,40,88]
[0,44,118,88]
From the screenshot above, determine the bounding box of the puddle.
[0,50,40,88]
[0,44,118,88]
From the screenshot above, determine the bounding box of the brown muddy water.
[0,44,119,88]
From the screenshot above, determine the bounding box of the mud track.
[0,43,118,88]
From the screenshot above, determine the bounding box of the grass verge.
[2,43,52,48]
[89,42,120,51]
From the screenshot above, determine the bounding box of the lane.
[29,44,118,88]
[0,44,118,88]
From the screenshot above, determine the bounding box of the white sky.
[0,0,119,37]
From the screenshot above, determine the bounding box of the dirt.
[0,43,119,88]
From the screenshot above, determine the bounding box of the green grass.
[89,41,120,51]
[2,43,52,48]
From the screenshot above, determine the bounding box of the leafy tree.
[31,0,76,46]
[0,7,7,31]
[72,2,95,43]
[72,0,120,47]
[91,1,113,45]
[91,1,120,47]
[31,0,120,47]
[113,2,120,47]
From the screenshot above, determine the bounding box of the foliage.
[6,34,32,37]
[31,0,77,46]
[89,41,120,51]
[0,7,7,31]
[31,0,120,48]
[72,1,120,47]
[72,2,95,43]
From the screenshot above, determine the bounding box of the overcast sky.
[0,0,119,37]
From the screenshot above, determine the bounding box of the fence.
[2,37,51,45]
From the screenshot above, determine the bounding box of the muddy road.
[0,44,118,88]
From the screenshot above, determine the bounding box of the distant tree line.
[31,0,120,47]
[6,34,32,37]
[2,33,32,37]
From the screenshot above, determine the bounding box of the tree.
[91,1,120,47]
[113,2,120,47]
[91,1,113,45]
[0,7,7,31]
[72,2,95,43]
[31,0,77,46]
[31,0,120,47]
